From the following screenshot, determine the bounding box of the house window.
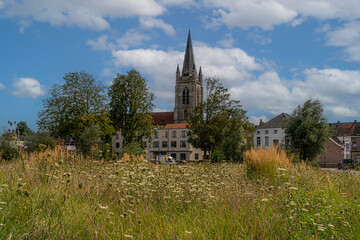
[195,153,199,160]
[256,131,260,135]
[115,133,119,140]
[256,137,261,147]
[162,141,168,147]
[155,131,158,138]
[265,130,269,134]
[165,131,168,138]
[180,141,186,147]
[153,141,159,148]
[171,153,176,160]
[182,88,186,104]
[172,131,176,138]
[143,141,147,148]
[180,153,186,160]
[265,136,269,146]
[273,139,279,145]
[116,142,120,149]
[345,143,350,151]
[182,130,186,138]
[274,130,278,134]
[171,141,176,147]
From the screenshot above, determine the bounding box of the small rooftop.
[257,113,291,129]
[165,123,188,129]
[151,112,174,126]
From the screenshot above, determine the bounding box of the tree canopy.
[108,69,155,146]
[15,121,34,136]
[37,71,114,141]
[187,77,248,159]
[284,99,332,162]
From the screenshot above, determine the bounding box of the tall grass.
[1,147,360,239]
[244,146,291,177]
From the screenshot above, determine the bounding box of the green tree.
[77,124,101,156]
[109,69,155,146]
[187,77,245,159]
[37,71,115,141]
[222,111,247,162]
[15,121,34,136]
[284,99,332,162]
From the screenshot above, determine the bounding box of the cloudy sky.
[1,0,360,130]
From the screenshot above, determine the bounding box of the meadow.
[0,147,360,239]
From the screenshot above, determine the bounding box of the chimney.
[259,119,264,126]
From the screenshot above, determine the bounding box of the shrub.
[243,146,291,177]
[0,141,20,161]
[26,132,55,152]
[120,141,144,160]
[210,149,225,163]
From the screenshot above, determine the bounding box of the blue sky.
[1,0,360,131]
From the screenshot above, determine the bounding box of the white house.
[254,113,291,149]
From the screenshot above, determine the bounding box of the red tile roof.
[165,123,188,129]
[335,121,357,136]
[151,112,174,126]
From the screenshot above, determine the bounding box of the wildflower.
[98,204,108,210]
[278,168,287,171]
[0,202,6,205]
[289,187,298,190]
[124,235,133,238]
[328,224,335,228]
[261,198,269,202]
[302,208,308,212]
[318,227,325,231]
[185,231,192,234]
[289,201,296,206]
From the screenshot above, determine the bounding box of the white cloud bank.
[0,82,5,89]
[1,0,164,31]
[205,0,360,30]
[11,78,45,98]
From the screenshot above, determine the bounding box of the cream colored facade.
[112,124,203,161]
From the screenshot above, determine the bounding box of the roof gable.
[257,113,291,129]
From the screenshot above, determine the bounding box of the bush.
[243,146,291,178]
[120,141,144,160]
[26,133,55,152]
[0,141,20,161]
[210,149,225,163]
[78,124,101,156]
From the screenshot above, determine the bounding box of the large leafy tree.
[284,99,332,162]
[187,77,246,159]
[15,121,34,136]
[37,71,114,141]
[108,69,155,146]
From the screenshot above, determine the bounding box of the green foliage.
[109,69,155,146]
[15,121,34,136]
[37,71,115,141]
[222,111,246,162]
[210,148,225,163]
[25,132,55,152]
[77,124,101,156]
[187,77,245,158]
[119,141,144,158]
[284,99,332,162]
[0,141,20,161]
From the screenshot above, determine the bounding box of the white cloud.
[0,82,5,89]
[325,21,360,61]
[217,33,235,48]
[249,115,269,125]
[11,78,45,98]
[139,17,175,36]
[87,35,109,50]
[3,0,164,31]
[205,0,360,30]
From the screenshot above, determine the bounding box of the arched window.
[182,89,186,104]
[184,109,188,119]
[186,88,190,105]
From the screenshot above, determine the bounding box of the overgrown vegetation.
[1,147,360,239]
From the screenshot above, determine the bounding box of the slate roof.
[151,112,174,126]
[331,136,343,146]
[257,113,291,129]
[353,122,360,136]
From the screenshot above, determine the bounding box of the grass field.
[1,147,360,239]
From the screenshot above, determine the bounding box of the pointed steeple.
[176,64,180,73]
[182,30,196,77]
[198,66,203,82]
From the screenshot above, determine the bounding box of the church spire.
[182,30,196,77]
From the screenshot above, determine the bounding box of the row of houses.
[254,112,359,167]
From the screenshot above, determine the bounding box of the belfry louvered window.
[182,89,186,104]
[186,89,189,104]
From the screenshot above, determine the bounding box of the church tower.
[174,30,203,123]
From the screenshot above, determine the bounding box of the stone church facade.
[112,31,204,161]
